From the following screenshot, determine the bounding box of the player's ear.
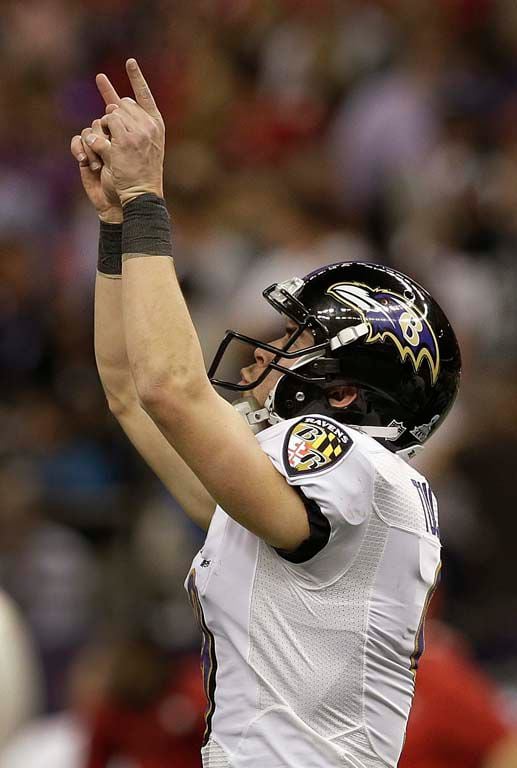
[328,386,357,409]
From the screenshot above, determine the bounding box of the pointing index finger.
[126,58,160,117]
[96,73,121,107]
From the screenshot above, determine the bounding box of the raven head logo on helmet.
[327,283,440,385]
[208,262,461,460]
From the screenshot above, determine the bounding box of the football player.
[70,59,461,768]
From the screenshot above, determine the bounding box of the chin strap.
[349,425,402,440]
[329,322,370,350]
[346,424,424,461]
[234,395,410,441]
[232,328,370,435]
[233,395,424,461]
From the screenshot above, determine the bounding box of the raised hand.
[70,116,122,223]
[87,59,165,207]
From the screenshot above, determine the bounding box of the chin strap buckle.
[232,397,271,434]
[330,323,370,351]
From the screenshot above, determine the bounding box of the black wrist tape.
[122,194,172,257]
[98,221,122,276]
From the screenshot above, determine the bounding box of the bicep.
[145,384,310,550]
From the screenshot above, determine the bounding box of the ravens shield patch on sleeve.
[283,416,353,477]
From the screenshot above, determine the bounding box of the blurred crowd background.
[1,0,517,765]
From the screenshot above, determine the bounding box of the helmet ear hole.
[327,386,358,409]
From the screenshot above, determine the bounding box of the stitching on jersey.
[373,499,441,541]
[275,515,370,592]
[372,488,442,540]
[247,536,262,718]
[198,513,231,597]
[273,459,376,592]
[201,735,234,767]
[361,519,391,766]
[371,464,441,543]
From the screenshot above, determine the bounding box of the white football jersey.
[185,415,441,768]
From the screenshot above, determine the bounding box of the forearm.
[94,220,136,408]
[95,221,214,530]
[120,196,208,401]
[95,272,137,409]
[96,268,214,529]
[122,258,206,396]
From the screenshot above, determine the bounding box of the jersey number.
[412,479,439,537]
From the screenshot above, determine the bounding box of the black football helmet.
[208,262,461,458]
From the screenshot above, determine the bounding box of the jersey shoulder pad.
[282,415,354,479]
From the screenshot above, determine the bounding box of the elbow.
[98,374,138,419]
[104,388,137,419]
[134,372,196,423]
[135,380,169,416]
[106,394,132,419]
[96,363,138,419]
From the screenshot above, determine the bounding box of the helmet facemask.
[207,278,331,395]
[208,277,390,437]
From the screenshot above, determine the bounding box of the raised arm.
[70,99,215,532]
[88,60,310,551]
